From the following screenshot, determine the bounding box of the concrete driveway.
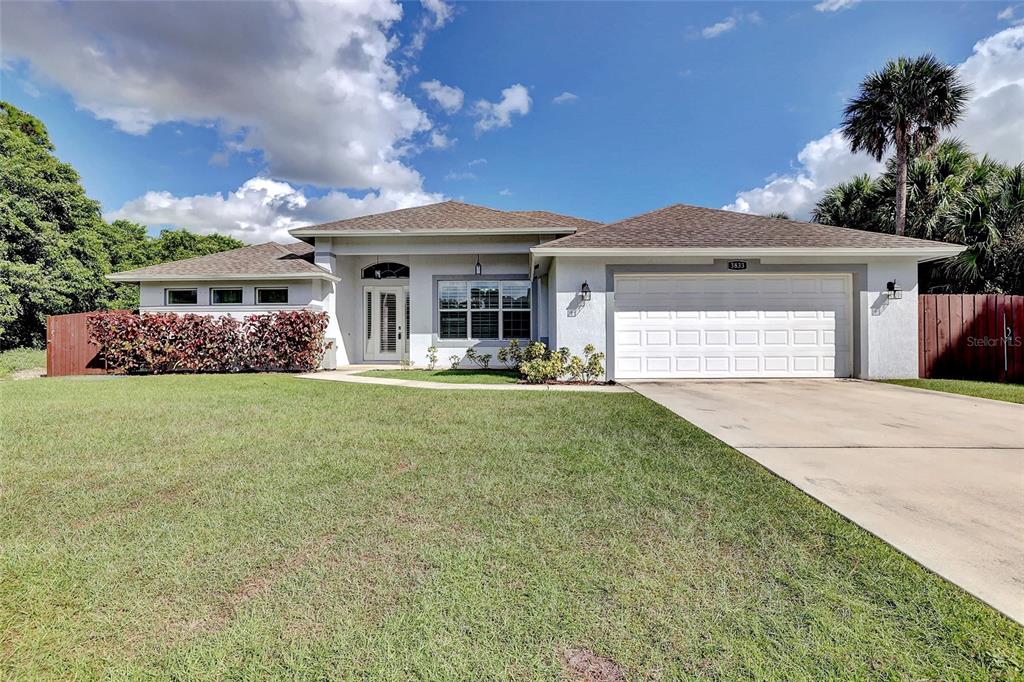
[624,379,1024,623]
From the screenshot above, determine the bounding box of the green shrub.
[464,348,492,370]
[449,354,462,370]
[497,339,524,370]
[521,344,570,383]
[579,344,606,383]
[426,346,438,370]
[520,342,605,383]
[524,341,547,362]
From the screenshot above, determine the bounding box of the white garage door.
[614,274,852,379]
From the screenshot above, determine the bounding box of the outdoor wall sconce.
[373,256,382,279]
[475,254,483,276]
[886,280,903,300]
[580,281,592,301]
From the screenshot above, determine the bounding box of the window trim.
[360,261,409,280]
[209,287,243,305]
[165,287,198,306]
[434,275,533,343]
[255,286,289,305]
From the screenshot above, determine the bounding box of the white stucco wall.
[862,258,920,379]
[138,279,321,315]
[548,255,924,381]
[315,237,535,367]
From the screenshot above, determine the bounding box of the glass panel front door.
[365,286,407,361]
[379,292,397,353]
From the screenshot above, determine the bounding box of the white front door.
[365,286,408,362]
[613,274,853,379]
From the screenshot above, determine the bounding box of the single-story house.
[108,201,964,380]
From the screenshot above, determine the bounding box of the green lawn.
[0,347,45,379]
[883,378,1024,405]
[358,368,520,384]
[1,375,1020,679]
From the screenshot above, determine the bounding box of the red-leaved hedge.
[87,310,329,374]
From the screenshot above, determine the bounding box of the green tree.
[813,140,1024,293]
[841,55,970,236]
[0,102,243,349]
[812,174,885,231]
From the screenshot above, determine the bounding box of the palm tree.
[811,174,882,230]
[840,54,970,236]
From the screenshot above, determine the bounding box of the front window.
[210,287,242,305]
[256,287,289,304]
[437,280,531,340]
[166,288,197,305]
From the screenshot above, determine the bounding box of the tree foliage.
[0,102,243,350]
[840,55,970,235]
[813,140,1024,294]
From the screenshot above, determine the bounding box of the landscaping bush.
[519,342,606,383]
[497,339,524,371]
[87,310,329,374]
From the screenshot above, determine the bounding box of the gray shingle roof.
[507,210,602,233]
[107,241,336,281]
[289,200,588,234]
[540,203,960,251]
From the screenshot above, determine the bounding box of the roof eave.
[288,227,575,238]
[530,246,967,260]
[106,271,341,283]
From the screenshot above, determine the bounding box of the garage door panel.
[614,274,851,379]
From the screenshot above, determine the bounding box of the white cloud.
[443,170,476,181]
[420,79,464,113]
[701,17,738,39]
[474,84,532,134]
[498,188,512,196]
[429,130,455,149]
[421,0,453,29]
[405,0,454,60]
[552,91,579,104]
[724,130,882,218]
[468,158,487,167]
[0,0,438,192]
[997,5,1023,23]
[814,0,861,12]
[954,26,1024,164]
[725,26,1024,219]
[109,177,443,244]
[700,11,761,39]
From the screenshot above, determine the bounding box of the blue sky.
[1,1,1021,242]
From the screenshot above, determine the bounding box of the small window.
[256,287,289,304]
[361,262,409,279]
[166,288,198,305]
[210,288,243,305]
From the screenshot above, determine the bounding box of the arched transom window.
[361,262,409,279]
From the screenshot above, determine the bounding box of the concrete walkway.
[624,379,1024,623]
[297,365,629,392]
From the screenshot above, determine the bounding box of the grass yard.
[1,375,1021,679]
[0,347,46,379]
[883,378,1024,405]
[358,368,520,384]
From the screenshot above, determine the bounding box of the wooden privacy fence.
[919,294,1024,383]
[46,312,110,377]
